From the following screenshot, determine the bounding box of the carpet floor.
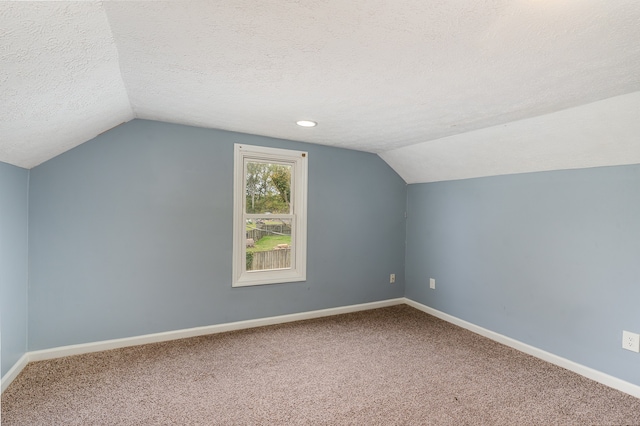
[2,305,640,425]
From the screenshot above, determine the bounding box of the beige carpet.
[3,305,640,425]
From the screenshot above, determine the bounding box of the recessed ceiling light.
[296,120,317,127]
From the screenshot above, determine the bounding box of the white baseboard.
[1,354,29,393]
[6,297,638,400]
[2,298,405,393]
[403,297,640,399]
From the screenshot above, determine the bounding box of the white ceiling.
[2,1,640,182]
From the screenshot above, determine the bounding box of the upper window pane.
[245,161,292,214]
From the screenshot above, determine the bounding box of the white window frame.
[232,144,308,287]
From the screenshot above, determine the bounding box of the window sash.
[232,144,307,287]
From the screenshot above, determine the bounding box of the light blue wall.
[0,162,29,377]
[406,165,640,386]
[20,117,640,389]
[28,119,406,350]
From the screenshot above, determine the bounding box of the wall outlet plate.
[429,278,435,289]
[390,274,395,283]
[622,331,640,352]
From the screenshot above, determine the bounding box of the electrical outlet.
[390,274,395,284]
[429,278,435,289]
[622,331,640,352]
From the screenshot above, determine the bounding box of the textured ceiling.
[381,92,640,183]
[2,1,640,182]
[1,2,133,168]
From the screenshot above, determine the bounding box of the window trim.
[232,144,308,287]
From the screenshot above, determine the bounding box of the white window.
[232,144,308,287]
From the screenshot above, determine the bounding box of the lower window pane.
[245,218,292,271]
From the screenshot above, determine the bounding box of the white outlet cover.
[622,331,640,353]
[429,278,436,289]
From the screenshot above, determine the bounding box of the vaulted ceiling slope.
[2,1,640,182]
